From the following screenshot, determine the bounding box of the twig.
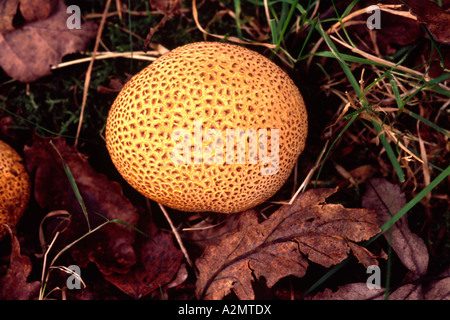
[158,203,195,273]
[75,0,112,147]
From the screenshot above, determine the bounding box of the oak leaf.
[195,188,380,300]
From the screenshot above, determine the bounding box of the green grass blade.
[297,18,318,60]
[233,0,243,39]
[93,211,150,240]
[387,74,405,116]
[315,111,361,184]
[381,165,450,233]
[368,164,450,242]
[275,0,299,52]
[49,140,91,231]
[371,120,405,182]
[269,18,278,45]
[404,73,450,103]
[303,259,347,297]
[315,20,362,98]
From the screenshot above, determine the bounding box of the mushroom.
[106,41,307,213]
[0,140,30,239]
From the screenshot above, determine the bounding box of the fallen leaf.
[307,283,384,300]
[19,0,56,23]
[184,213,243,251]
[356,8,422,56]
[0,225,40,300]
[0,0,96,82]
[362,178,429,278]
[104,217,183,299]
[0,0,20,33]
[347,241,379,268]
[97,75,127,94]
[195,188,380,300]
[389,283,423,300]
[308,282,423,300]
[149,0,181,13]
[405,0,450,44]
[425,267,450,300]
[24,136,139,276]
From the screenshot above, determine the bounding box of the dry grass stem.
[75,0,112,147]
[51,51,160,70]
[158,203,195,271]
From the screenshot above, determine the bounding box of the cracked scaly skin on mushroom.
[106,42,307,213]
[0,140,30,239]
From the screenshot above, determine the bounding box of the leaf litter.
[0,225,40,300]
[1,136,447,299]
[307,178,449,300]
[0,0,448,300]
[0,0,96,82]
[21,135,182,298]
[196,188,381,300]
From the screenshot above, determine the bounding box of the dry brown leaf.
[0,0,96,82]
[19,0,56,23]
[0,0,20,33]
[103,213,183,299]
[24,136,140,276]
[195,188,380,300]
[0,226,40,300]
[309,282,423,300]
[424,267,450,300]
[149,0,181,13]
[405,0,450,44]
[362,178,429,278]
[184,214,243,251]
[307,283,385,300]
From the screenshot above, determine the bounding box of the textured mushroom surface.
[106,41,307,213]
[0,140,30,238]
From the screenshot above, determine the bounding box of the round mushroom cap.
[106,41,307,213]
[0,140,30,239]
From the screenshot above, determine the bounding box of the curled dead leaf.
[0,225,40,300]
[195,188,381,300]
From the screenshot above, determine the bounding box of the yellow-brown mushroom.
[106,42,307,213]
[0,140,30,239]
